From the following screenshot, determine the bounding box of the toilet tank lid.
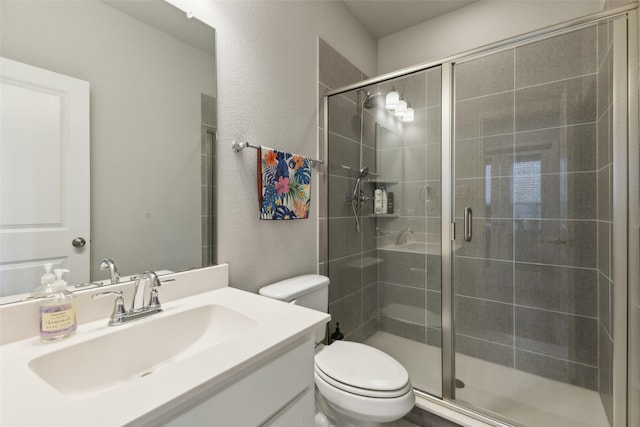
[259,274,330,301]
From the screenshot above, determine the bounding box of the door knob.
[72,237,86,247]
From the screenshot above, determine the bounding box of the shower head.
[357,90,379,109]
[363,93,379,109]
[358,167,369,179]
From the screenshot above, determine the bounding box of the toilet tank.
[259,274,330,343]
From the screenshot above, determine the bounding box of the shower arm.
[337,164,379,178]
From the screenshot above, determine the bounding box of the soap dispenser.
[39,268,77,342]
[29,263,56,299]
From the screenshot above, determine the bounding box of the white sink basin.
[28,304,258,395]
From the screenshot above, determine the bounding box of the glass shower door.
[362,66,444,399]
[324,63,444,400]
[451,23,613,427]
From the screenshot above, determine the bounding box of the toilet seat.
[314,341,411,398]
[315,364,412,398]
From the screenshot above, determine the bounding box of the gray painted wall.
[167,0,377,293]
[377,1,606,74]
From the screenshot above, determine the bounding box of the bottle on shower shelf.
[374,188,383,214]
[381,186,388,214]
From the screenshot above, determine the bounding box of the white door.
[0,57,90,299]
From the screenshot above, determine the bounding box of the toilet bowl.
[259,275,415,427]
[314,341,414,426]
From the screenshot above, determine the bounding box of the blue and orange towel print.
[257,146,311,220]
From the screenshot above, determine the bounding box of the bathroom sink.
[28,304,258,395]
[2,273,330,427]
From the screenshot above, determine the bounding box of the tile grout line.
[455,121,599,144]
[455,331,600,370]
[456,71,598,104]
[455,255,600,271]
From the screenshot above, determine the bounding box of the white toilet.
[259,274,415,427]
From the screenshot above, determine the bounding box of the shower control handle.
[464,207,472,242]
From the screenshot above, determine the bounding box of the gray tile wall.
[321,20,616,405]
[453,25,602,391]
[201,93,217,266]
[319,39,376,342]
[373,68,442,349]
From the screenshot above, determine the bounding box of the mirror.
[0,0,217,304]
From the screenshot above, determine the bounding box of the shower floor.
[365,331,609,427]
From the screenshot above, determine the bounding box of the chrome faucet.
[99,258,120,285]
[131,271,161,313]
[92,270,162,326]
[395,227,414,246]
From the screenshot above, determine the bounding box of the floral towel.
[258,146,311,220]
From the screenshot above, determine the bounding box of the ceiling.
[342,0,476,39]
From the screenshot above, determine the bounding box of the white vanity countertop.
[0,286,329,427]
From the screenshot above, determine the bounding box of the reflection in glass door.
[324,63,444,400]
[359,66,444,399]
[451,19,621,427]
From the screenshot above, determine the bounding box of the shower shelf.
[368,214,399,218]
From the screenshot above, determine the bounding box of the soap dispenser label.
[40,303,77,335]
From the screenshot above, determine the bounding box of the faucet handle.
[92,291,127,325]
[148,288,161,310]
[136,271,163,311]
[142,271,161,288]
[92,290,123,299]
[141,271,162,310]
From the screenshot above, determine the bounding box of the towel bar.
[232,140,324,166]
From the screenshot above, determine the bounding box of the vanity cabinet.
[149,336,315,427]
[263,388,314,426]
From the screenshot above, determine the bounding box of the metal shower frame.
[322,3,639,426]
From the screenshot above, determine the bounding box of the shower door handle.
[463,207,472,242]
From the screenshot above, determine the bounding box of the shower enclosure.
[323,6,637,427]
